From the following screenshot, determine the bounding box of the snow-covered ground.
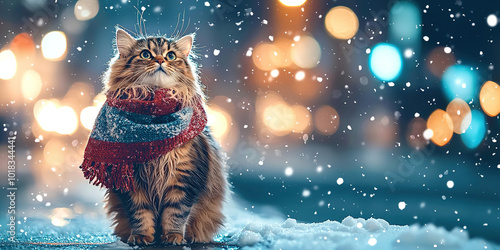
[219,199,499,250]
[225,216,497,250]
[1,198,499,249]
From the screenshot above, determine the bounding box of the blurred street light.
[278,0,307,7]
[325,6,359,40]
[41,31,67,61]
[427,109,453,146]
[0,50,17,80]
[461,110,486,149]
[445,98,471,134]
[21,70,43,100]
[74,0,100,21]
[369,43,403,81]
[479,81,500,117]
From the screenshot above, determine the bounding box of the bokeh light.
[207,105,232,142]
[461,110,486,149]
[427,109,453,146]
[74,0,100,21]
[406,117,427,149]
[291,105,311,133]
[10,33,35,57]
[263,103,296,136]
[389,2,421,41]
[279,0,307,7]
[291,35,321,69]
[441,65,479,102]
[21,70,43,100]
[445,98,471,134]
[252,43,280,71]
[426,47,456,78]
[364,114,398,147]
[0,50,17,80]
[479,81,500,117]
[80,106,99,130]
[325,6,359,40]
[43,139,67,166]
[34,99,59,132]
[369,43,403,81]
[41,31,67,61]
[272,38,294,68]
[34,100,78,135]
[55,106,79,135]
[314,105,340,135]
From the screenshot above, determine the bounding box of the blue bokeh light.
[442,65,479,102]
[390,2,421,41]
[369,43,403,82]
[461,110,486,149]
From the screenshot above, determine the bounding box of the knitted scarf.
[80,88,207,191]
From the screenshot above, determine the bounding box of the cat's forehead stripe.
[156,38,163,47]
[148,39,156,52]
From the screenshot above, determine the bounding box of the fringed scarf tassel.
[80,161,135,191]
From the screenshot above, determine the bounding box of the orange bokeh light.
[445,98,471,134]
[279,0,307,7]
[252,43,280,71]
[480,80,500,117]
[291,105,311,133]
[325,6,359,40]
[314,105,340,135]
[427,109,454,146]
[263,103,296,136]
[10,33,36,57]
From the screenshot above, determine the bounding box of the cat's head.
[103,28,202,103]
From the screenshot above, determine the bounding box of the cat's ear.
[116,28,136,56]
[176,34,194,57]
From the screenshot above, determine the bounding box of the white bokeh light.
[74,0,100,21]
[41,31,67,61]
[0,50,17,80]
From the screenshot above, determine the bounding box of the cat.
[101,28,227,246]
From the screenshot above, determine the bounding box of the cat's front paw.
[127,234,154,246]
[162,233,185,245]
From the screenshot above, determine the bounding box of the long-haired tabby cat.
[101,28,227,246]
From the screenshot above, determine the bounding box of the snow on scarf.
[80,88,207,191]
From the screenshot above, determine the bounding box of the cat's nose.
[154,56,165,64]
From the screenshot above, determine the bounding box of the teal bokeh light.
[442,65,479,102]
[369,43,403,82]
[390,2,421,41]
[461,110,486,149]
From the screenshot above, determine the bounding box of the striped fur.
[102,28,227,246]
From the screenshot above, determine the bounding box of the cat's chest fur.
[134,137,198,206]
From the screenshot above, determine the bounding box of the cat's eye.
[140,50,152,59]
[166,51,177,61]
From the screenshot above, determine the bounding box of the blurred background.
[0,0,499,246]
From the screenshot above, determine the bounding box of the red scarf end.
[80,161,136,192]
